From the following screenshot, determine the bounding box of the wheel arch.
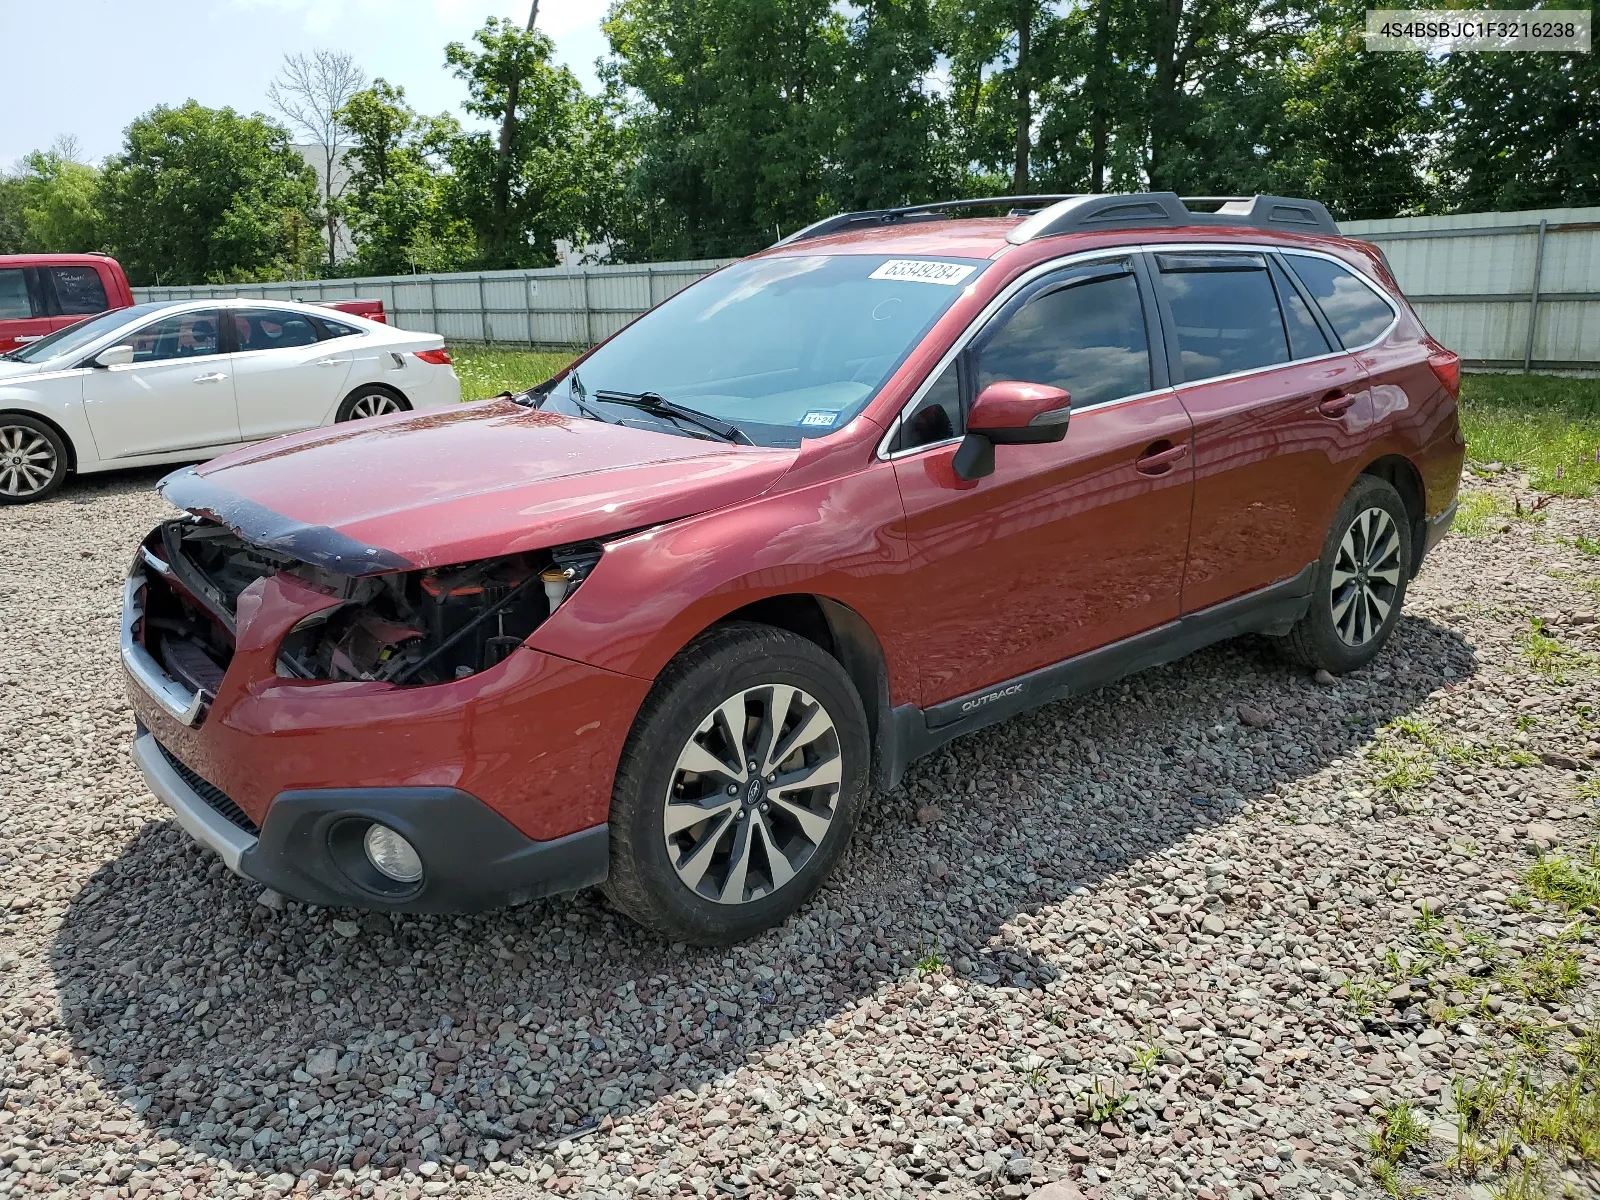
[1358,453,1425,573]
[0,407,78,472]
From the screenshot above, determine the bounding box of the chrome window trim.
[876,240,1401,462]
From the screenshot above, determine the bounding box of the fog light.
[363,824,423,883]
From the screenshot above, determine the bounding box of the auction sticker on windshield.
[869,260,977,286]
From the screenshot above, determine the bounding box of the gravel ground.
[3,467,1600,1200]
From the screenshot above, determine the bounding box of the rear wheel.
[603,623,869,945]
[336,385,411,422]
[1274,474,1412,673]
[0,415,68,504]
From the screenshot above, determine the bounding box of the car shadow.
[50,614,1476,1182]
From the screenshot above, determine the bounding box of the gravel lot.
[3,467,1599,1200]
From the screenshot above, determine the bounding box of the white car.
[0,298,462,503]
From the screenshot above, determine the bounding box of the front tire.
[336,385,411,422]
[1274,474,1412,673]
[0,415,69,504]
[603,622,870,945]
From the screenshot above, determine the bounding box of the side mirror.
[94,344,136,367]
[952,381,1071,481]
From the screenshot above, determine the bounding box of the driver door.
[887,255,1195,707]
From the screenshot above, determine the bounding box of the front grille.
[153,740,259,836]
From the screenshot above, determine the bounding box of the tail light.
[1427,349,1460,399]
[413,348,452,366]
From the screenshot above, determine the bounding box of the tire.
[603,622,870,945]
[335,385,411,423]
[0,415,69,504]
[1274,474,1413,673]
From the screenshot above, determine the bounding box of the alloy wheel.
[662,684,842,906]
[0,425,58,499]
[347,392,404,419]
[1330,506,1402,647]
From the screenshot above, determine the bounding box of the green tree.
[100,102,321,285]
[0,179,24,254]
[444,17,616,267]
[2,139,105,252]
[338,80,473,274]
[1436,4,1600,210]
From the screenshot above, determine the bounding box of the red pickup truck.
[0,253,386,352]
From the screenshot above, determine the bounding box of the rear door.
[226,307,354,440]
[0,267,54,352]
[81,308,241,459]
[1151,248,1369,614]
[888,253,1195,705]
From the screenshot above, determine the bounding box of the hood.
[0,359,48,380]
[161,399,798,572]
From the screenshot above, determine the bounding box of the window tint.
[1270,260,1333,359]
[976,264,1152,407]
[128,311,220,363]
[898,360,962,451]
[0,270,29,320]
[1284,255,1395,348]
[49,266,109,316]
[316,315,361,339]
[232,308,321,352]
[1156,254,1289,380]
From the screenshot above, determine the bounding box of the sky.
[1,0,612,167]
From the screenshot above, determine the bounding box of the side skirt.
[881,563,1317,788]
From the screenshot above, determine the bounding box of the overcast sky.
[3,0,611,167]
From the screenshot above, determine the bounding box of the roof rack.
[774,192,1339,248]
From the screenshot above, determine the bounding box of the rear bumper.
[1414,497,1457,574]
[134,726,609,911]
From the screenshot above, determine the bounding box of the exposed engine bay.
[136,519,601,690]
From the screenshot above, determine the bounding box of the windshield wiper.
[593,390,753,445]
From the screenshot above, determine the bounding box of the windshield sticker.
[799,410,841,429]
[869,260,977,287]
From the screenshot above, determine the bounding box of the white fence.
[135,206,1600,372]
[1345,206,1600,373]
[135,260,735,350]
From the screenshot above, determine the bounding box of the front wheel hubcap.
[1330,506,1402,647]
[0,426,57,497]
[663,684,842,905]
[348,393,402,419]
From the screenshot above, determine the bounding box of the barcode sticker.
[868,260,977,286]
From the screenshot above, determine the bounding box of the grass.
[1525,848,1600,911]
[1367,1101,1430,1196]
[1460,374,1600,498]
[450,346,576,402]
[1455,490,1513,537]
[1517,618,1596,683]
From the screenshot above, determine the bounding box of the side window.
[976,262,1152,407]
[897,360,962,451]
[127,311,221,363]
[49,267,109,316]
[1156,253,1289,381]
[1284,254,1396,348]
[1269,259,1333,360]
[0,269,30,320]
[233,308,321,352]
[315,315,361,339]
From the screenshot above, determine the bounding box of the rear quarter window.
[1284,254,1396,348]
[49,266,110,316]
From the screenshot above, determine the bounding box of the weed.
[1577,777,1600,804]
[1446,741,1539,769]
[1129,1041,1163,1073]
[1562,534,1600,558]
[914,944,945,975]
[1515,713,1538,732]
[1502,942,1581,1004]
[1367,1101,1429,1195]
[1415,903,1444,933]
[1388,715,1440,746]
[1524,848,1600,911]
[1085,1079,1133,1123]
[1371,744,1436,794]
[1507,892,1533,912]
[1456,490,1511,537]
[1518,618,1595,683]
[1343,977,1378,1017]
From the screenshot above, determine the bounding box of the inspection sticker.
[868,259,977,286]
[800,410,841,428]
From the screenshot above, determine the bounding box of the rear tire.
[1274,474,1412,673]
[0,415,69,504]
[336,385,411,422]
[603,622,869,946]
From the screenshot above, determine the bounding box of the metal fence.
[135,205,1600,373]
[135,259,736,350]
[1344,206,1600,374]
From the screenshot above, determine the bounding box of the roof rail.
[774,196,1081,247]
[1006,193,1339,243]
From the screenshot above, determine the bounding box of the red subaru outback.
[123,193,1464,944]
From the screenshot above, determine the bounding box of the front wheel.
[0,415,69,504]
[603,623,870,945]
[1274,474,1412,673]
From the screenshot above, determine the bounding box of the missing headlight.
[279,543,601,685]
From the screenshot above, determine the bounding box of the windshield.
[6,303,170,364]
[551,254,987,446]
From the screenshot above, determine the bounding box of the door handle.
[314,357,344,367]
[1317,390,1357,417]
[1135,441,1189,475]
[192,372,228,384]
[14,335,42,344]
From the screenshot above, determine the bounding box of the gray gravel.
[2,466,1599,1200]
